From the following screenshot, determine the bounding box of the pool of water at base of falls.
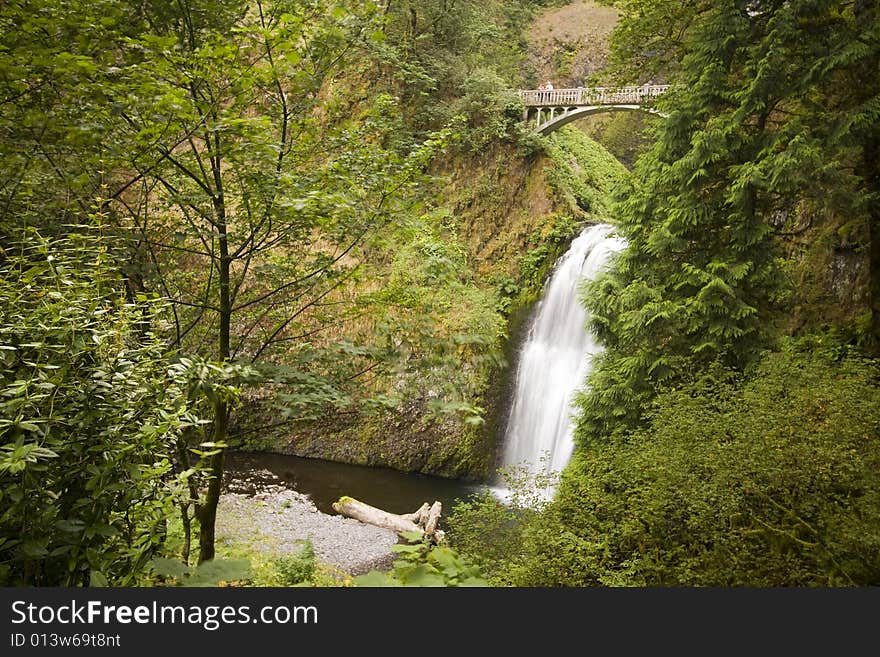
[223,450,486,517]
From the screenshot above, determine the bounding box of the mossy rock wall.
[234,131,629,479]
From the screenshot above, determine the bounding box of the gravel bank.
[216,478,399,576]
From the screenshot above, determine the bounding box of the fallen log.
[332,496,446,544]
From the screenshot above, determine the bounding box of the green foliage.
[0,0,148,237]
[447,464,557,585]
[148,557,252,587]
[367,208,507,427]
[1,0,526,502]
[366,0,540,146]
[516,344,880,586]
[578,112,657,170]
[451,68,528,151]
[576,0,880,439]
[0,231,189,586]
[0,0,470,562]
[354,532,488,587]
[150,514,334,587]
[544,126,630,219]
[518,245,552,292]
[271,541,317,587]
[447,491,520,584]
[595,0,700,82]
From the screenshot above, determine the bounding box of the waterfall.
[494,223,625,500]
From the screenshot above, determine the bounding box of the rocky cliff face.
[235,133,625,479]
[777,202,872,339]
[526,0,619,88]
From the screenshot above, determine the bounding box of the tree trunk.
[198,400,227,564]
[198,157,231,564]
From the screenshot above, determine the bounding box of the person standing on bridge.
[545,80,554,90]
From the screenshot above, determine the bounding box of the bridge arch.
[529,104,668,135]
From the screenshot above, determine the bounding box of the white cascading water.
[494,223,625,500]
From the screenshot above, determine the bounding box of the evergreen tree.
[579,0,880,440]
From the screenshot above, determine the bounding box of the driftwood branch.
[401,502,430,524]
[332,496,446,544]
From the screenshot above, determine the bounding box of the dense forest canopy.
[0,0,563,585]
[1,0,878,587]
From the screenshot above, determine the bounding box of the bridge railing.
[519,85,669,107]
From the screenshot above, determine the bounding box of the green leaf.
[458,577,489,587]
[56,519,85,533]
[89,570,109,587]
[428,547,461,576]
[354,570,400,587]
[148,558,190,580]
[20,540,49,559]
[390,543,424,554]
[185,558,252,586]
[16,422,40,433]
[402,565,446,587]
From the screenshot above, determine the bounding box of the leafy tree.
[0,0,157,240]
[595,0,706,82]
[0,0,457,565]
[2,0,534,569]
[98,0,455,563]
[366,0,539,144]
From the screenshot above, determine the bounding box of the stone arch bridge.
[519,84,669,134]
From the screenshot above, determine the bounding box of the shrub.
[272,541,317,586]
[514,343,880,586]
[354,532,488,587]
[0,232,185,585]
[447,464,557,585]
